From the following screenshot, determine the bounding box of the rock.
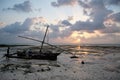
[81,61,85,64]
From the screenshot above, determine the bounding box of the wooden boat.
[6,50,60,60]
[4,25,61,61]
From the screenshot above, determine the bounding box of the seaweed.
[23,69,33,75]
[0,64,14,72]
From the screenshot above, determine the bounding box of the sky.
[0,0,120,45]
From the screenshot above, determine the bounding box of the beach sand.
[0,46,120,80]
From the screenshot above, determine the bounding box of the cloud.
[34,8,41,12]
[2,17,47,34]
[52,0,115,33]
[99,12,120,33]
[34,17,47,23]
[51,0,78,7]
[4,1,32,13]
[78,0,90,8]
[3,18,32,34]
[105,0,120,5]
[1,17,72,40]
[100,26,120,33]
[50,24,72,38]
[0,22,5,28]
[107,12,120,22]
[0,22,4,26]
[47,17,74,38]
[0,30,39,44]
[61,20,72,26]
[69,0,113,32]
[80,33,120,44]
[71,20,105,32]
[51,0,120,33]
[51,0,120,43]
[52,0,120,7]
[67,16,74,21]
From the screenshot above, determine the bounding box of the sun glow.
[68,30,104,44]
[70,31,80,44]
[52,37,80,44]
[70,31,79,38]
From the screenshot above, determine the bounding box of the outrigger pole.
[18,36,73,54]
[39,25,49,53]
[18,35,74,54]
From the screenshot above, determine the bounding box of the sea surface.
[0,45,120,80]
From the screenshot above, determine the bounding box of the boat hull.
[8,52,61,61]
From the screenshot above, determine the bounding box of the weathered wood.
[8,51,60,61]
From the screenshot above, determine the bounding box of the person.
[25,49,32,58]
[5,47,10,60]
[7,47,10,55]
[28,49,32,57]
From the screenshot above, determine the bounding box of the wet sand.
[0,46,120,80]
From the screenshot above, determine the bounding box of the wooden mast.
[39,25,49,53]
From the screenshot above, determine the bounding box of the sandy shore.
[0,46,120,80]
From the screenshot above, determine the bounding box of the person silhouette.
[7,47,10,54]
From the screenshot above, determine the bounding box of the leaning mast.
[39,25,49,52]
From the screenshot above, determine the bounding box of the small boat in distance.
[5,25,61,60]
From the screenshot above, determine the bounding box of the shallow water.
[0,45,120,80]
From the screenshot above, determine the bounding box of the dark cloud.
[52,0,115,32]
[51,0,120,34]
[4,1,32,13]
[70,0,113,32]
[61,20,72,26]
[99,12,120,33]
[49,24,68,38]
[50,24,60,32]
[78,0,90,8]
[2,18,33,34]
[105,0,120,5]
[52,0,120,7]
[71,20,105,32]
[100,25,120,33]
[1,17,72,40]
[2,16,48,34]
[49,25,60,38]
[107,12,120,22]
[51,0,77,7]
